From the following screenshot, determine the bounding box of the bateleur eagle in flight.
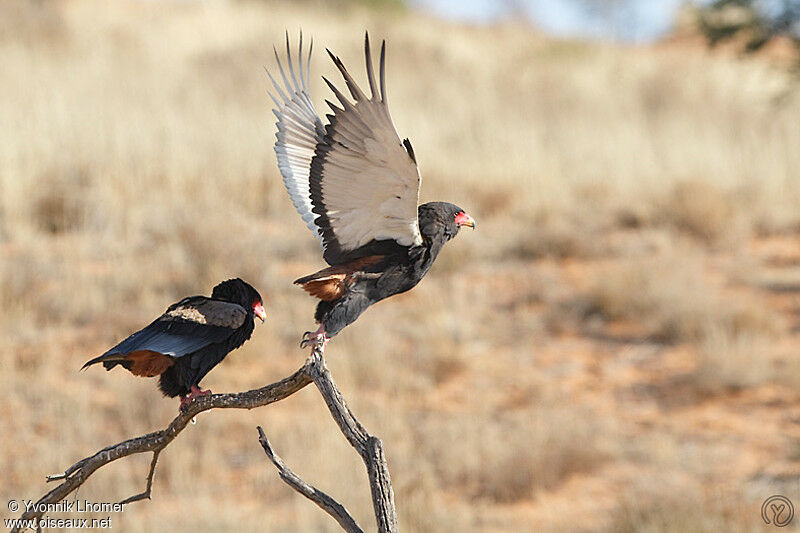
[268,33,475,352]
[82,278,266,410]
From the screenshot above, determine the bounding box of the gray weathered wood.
[305,347,399,533]
[257,426,363,533]
[13,348,399,533]
[11,364,313,533]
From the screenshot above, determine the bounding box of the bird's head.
[212,278,266,323]
[418,202,475,242]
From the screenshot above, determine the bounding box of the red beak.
[253,303,267,323]
[455,212,476,229]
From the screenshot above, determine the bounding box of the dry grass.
[611,483,767,533]
[2,0,800,531]
[411,400,612,504]
[694,327,775,393]
[581,247,784,344]
[654,180,751,245]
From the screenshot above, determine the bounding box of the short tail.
[81,353,125,371]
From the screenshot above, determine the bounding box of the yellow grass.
[2,0,800,531]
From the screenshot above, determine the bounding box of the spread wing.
[270,32,423,266]
[83,297,247,368]
[310,34,423,265]
[268,32,325,243]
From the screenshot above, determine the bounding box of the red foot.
[190,385,212,397]
[300,325,330,351]
[179,385,212,411]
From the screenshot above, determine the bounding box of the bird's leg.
[178,385,212,411]
[189,384,212,397]
[300,325,325,346]
[300,325,330,351]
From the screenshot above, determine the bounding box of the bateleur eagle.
[268,33,475,352]
[82,278,266,410]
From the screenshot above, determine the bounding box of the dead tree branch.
[11,364,313,533]
[14,348,398,533]
[305,347,399,533]
[257,426,363,533]
[257,347,398,533]
[117,448,161,505]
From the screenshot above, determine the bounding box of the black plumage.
[82,278,266,409]
[297,202,473,340]
[269,33,475,351]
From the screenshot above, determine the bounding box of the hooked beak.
[455,212,476,229]
[254,303,267,323]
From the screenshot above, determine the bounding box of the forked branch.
[13,348,399,533]
[10,364,313,533]
[258,347,398,533]
[257,426,363,533]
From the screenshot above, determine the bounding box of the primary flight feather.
[269,32,475,352]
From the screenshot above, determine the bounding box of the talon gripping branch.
[269,33,475,353]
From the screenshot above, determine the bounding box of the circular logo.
[762,495,794,527]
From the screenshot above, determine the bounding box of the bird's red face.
[454,211,476,229]
[252,301,267,323]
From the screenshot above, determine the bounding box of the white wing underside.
[270,33,422,261]
[317,80,422,250]
[268,34,325,242]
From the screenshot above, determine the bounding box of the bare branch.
[11,363,313,533]
[118,449,161,505]
[306,347,398,533]
[257,426,363,533]
[15,348,399,533]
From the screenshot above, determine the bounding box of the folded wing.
[83,297,246,369]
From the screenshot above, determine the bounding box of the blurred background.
[1,0,799,531]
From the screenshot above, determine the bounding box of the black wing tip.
[325,101,343,114]
[363,31,384,48]
[327,48,346,72]
[403,138,416,163]
[379,38,387,101]
[81,353,114,371]
[294,274,312,285]
[325,49,347,75]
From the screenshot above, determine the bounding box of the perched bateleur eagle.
[268,33,475,352]
[82,279,266,410]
